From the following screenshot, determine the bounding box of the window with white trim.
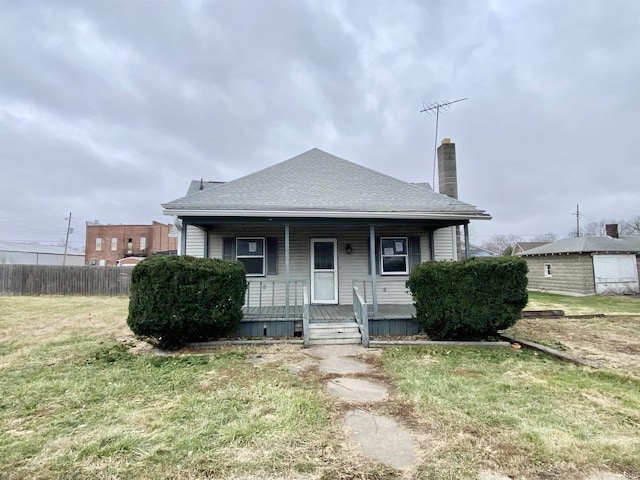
[380,237,409,275]
[140,237,147,251]
[111,238,118,251]
[544,263,552,277]
[236,237,265,276]
[95,238,102,252]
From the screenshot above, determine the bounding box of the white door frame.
[310,238,338,304]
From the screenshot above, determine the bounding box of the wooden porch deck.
[242,304,415,322]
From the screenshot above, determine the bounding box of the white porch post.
[180,222,187,255]
[369,225,378,317]
[285,224,290,321]
[464,223,470,259]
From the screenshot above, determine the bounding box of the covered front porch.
[243,302,416,322]
[237,278,421,343]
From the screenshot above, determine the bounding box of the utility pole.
[420,97,467,190]
[63,212,72,265]
[572,204,580,237]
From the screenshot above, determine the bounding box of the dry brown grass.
[507,315,640,378]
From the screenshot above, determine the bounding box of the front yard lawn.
[1,296,639,479]
[381,346,640,479]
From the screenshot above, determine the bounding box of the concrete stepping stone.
[304,344,367,359]
[344,409,415,469]
[327,377,388,403]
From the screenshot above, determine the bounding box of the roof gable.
[164,148,489,219]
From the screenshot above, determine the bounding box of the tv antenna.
[420,97,467,190]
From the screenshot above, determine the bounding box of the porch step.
[308,322,362,345]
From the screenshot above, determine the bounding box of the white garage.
[517,229,640,296]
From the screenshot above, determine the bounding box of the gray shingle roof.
[185,180,225,196]
[518,236,640,255]
[163,148,490,220]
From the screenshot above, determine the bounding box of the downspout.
[369,225,378,317]
[173,216,185,256]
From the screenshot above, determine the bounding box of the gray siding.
[433,226,457,261]
[524,254,595,296]
[185,225,206,257]
[203,224,432,306]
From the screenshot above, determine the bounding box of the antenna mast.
[420,97,467,190]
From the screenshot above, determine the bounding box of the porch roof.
[163,148,491,222]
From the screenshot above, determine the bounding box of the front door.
[311,238,338,304]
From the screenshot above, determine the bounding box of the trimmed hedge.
[127,255,246,348]
[406,257,528,340]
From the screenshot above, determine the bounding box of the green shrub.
[127,255,246,348]
[406,257,528,340]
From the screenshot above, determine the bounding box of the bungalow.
[517,225,640,296]
[162,142,491,342]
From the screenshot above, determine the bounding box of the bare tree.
[481,235,521,256]
[571,219,620,237]
[621,216,640,235]
[533,233,557,242]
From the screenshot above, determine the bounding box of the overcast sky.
[1,0,639,250]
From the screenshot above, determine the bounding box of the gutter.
[162,208,492,221]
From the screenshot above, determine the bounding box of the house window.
[236,238,265,276]
[380,237,409,275]
[140,237,147,251]
[111,238,118,251]
[127,238,133,254]
[96,238,102,252]
[544,263,552,277]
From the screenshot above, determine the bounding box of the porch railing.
[244,280,307,318]
[351,278,413,317]
[353,285,369,347]
[302,285,310,346]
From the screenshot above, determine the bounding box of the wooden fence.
[0,265,131,296]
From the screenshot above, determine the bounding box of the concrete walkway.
[289,344,632,480]
[302,344,416,470]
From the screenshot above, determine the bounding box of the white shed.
[518,233,640,296]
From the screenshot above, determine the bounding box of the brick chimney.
[606,224,619,238]
[437,138,458,198]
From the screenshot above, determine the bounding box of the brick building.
[85,221,177,266]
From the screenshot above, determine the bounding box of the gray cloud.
[1,0,639,248]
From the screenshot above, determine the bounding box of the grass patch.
[381,346,640,479]
[0,296,331,479]
[527,291,640,315]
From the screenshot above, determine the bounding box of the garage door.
[592,254,639,295]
